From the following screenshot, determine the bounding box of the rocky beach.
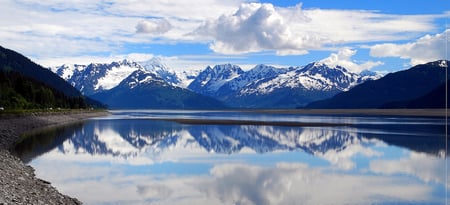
[0,111,108,205]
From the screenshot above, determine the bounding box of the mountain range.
[1,45,446,110]
[305,60,449,109]
[90,69,225,109]
[51,58,381,108]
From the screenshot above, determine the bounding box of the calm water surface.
[13,110,449,205]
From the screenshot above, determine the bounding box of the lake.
[13,110,449,205]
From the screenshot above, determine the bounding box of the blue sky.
[0,0,449,73]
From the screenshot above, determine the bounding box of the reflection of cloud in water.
[319,138,383,170]
[370,152,448,185]
[95,127,139,155]
[32,160,438,205]
[199,163,433,205]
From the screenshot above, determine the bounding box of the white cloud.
[0,0,245,61]
[200,163,434,205]
[194,2,442,55]
[32,159,439,205]
[108,0,243,21]
[370,29,450,65]
[370,152,447,185]
[194,3,319,54]
[320,48,384,73]
[36,52,252,72]
[136,19,172,34]
[319,141,382,170]
[0,0,447,68]
[37,53,155,68]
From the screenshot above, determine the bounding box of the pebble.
[0,111,108,204]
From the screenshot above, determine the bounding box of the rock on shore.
[0,111,108,205]
[0,150,82,205]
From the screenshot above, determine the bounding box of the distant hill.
[0,45,103,109]
[305,60,449,109]
[381,81,448,109]
[0,46,82,97]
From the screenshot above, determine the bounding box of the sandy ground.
[0,111,108,205]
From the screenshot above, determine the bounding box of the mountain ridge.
[52,58,381,108]
[90,69,226,109]
[305,60,449,109]
[53,56,450,108]
[0,45,102,109]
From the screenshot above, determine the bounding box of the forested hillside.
[0,70,88,109]
[0,46,103,109]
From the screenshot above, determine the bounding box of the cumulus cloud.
[320,48,384,73]
[370,29,450,65]
[194,3,320,54]
[136,19,172,34]
[194,2,442,55]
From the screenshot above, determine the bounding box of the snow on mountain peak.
[214,64,288,96]
[94,61,142,91]
[188,64,244,96]
[235,62,378,98]
[139,57,183,86]
[51,57,190,95]
[439,60,447,68]
[140,57,169,72]
[121,69,163,89]
[50,60,143,95]
[302,62,349,73]
[51,57,381,108]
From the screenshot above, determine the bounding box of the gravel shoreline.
[0,111,108,205]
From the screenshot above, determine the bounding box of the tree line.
[0,70,88,109]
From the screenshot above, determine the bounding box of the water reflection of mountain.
[14,118,446,162]
[13,123,85,163]
[354,122,446,156]
[57,120,370,156]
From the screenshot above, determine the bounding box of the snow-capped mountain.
[52,59,144,95]
[140,57,181,86]
[51,58,186,96]
[50,64,87,81]
[238,62,374,96]
[89,68,225,109]
[215,64,290,99]
[118,69,166,89]
[51,58,380,109]
[187,64,244,96]
[188,62,380,108]
[175,69,201,88]
[306,60,449,109]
